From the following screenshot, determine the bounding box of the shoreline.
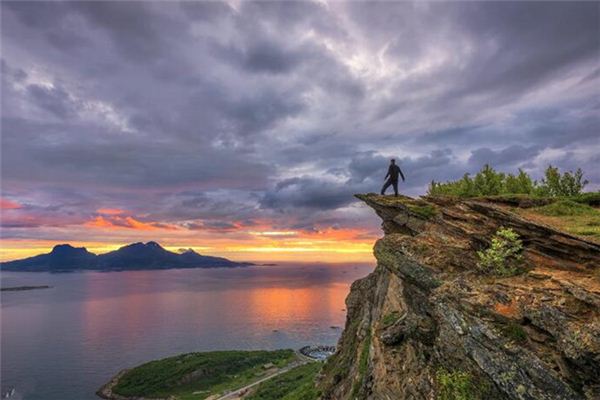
[96,348,325,400]
[96,369,173,400]
[1,285,52,291]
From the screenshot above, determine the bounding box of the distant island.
[0,241,253,272]
[1,285,52,291]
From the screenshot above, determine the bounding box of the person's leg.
[381,179,392,195]
[392,180,399,196]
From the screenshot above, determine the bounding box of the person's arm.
[384,166,391,180]
[398,166,405,182]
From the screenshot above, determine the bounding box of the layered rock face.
[318,194,600,400]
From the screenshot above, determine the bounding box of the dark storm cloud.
[212,37,309,74]
[1,117,270,190]
[467,146,542,170]
[260,176,360,211]
[70,1,185,63]
[1,0,598,239]
[449,2,599,95]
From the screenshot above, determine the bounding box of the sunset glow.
[2,1,596,267]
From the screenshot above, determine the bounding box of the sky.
[1,1,598,262]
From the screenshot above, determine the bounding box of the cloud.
[1,1,598,246]
[0,198,22,210]
[467,145,542,170]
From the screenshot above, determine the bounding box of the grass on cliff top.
[112,349,295,399]
[406,203,438,219]
[360,194,438,219]
[516,200,600,241]
[245,362,321,400]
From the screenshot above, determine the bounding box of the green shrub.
[504,169,535,194]
[436,369,476,400]
[477,227,523,277]
[535,200,596,217]
[428,164,589,198]
[536,166,588,197]
[502,322,527,343]
[571,192,600,206]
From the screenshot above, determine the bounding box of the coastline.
[1,285,51,291]
[96,369,174,400]
[96,348,327,400]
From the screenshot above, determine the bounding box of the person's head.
[390,159,396,164]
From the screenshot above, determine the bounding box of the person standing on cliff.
[381,159,405,196]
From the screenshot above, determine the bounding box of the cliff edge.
[318,194,600,399]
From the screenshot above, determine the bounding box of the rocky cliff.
[318,194,600,400]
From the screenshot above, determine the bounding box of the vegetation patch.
[534,200,596,217]
[112,349,295,399]
[407,203,438,219]
[246,362,321,400]
[502,322,527,343]
[436,369,477,400]
[477,227,524,277]
[517,201,600,241]
[571,192,600,207]
[428,164,590,198]
[381,311,401,328]
[351,329,372,397]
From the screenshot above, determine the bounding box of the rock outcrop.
[318,194,600,400]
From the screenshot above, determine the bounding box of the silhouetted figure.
[381,159,405,196]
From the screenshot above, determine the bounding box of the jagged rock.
[318,194,600,400]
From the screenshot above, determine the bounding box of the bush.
[502,322,527,343]
[536,166,588,197]
[436,369,476,400]
[477,228,523,277]
[535,200,596,217]
[571,192,600,206]
[428,164,589,198]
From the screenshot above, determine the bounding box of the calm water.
[0,263,372,400]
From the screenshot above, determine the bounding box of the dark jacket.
[385,164,405,182]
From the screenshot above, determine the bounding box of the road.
[215,352,315,400]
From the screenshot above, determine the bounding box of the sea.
[0,262,373,400]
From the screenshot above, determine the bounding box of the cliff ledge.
[318,194,600,400]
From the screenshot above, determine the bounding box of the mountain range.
[0,241,252,272]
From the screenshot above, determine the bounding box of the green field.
[245,362,321,400]
[516,199,600,241]
[112,349,296,399]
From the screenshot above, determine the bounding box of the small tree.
[477,227,523,277]
[473,164,505,196]
[427,165,588,198]
[504,169,534,194]
[537,165,588,197]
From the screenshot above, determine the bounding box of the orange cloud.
[124,216,160,230]
[86,216,114,228]
[0,198,22,209]
[96,208,125,215]
[85,215,178,231]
